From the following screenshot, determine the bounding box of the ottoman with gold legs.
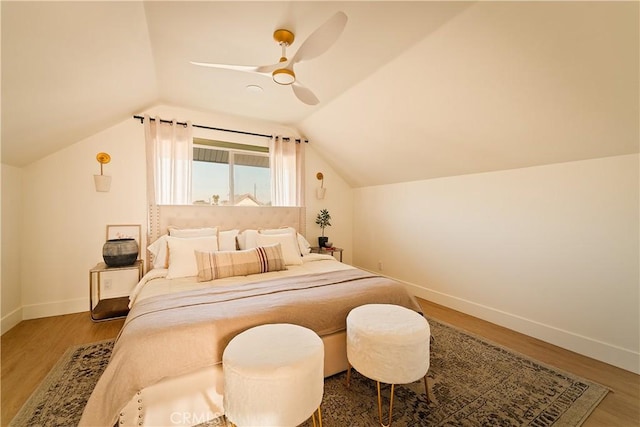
[346,304,431,427]
[222,323,324,427]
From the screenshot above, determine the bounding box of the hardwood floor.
[1,301,639,426]
[1,312,124,426]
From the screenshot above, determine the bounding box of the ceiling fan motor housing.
[273,29,295,46]
[273,68,295,85]
[272,29,296,84]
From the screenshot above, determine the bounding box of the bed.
[80,205,422,427]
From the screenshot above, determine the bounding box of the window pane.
[192,160,229,205]
[192,145,270,206]
[234,162,271,206]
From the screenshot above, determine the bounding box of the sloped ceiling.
[1,1,157,166]
[300,1,639,186]
[2,1,638,188]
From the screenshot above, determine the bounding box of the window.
[191,139,271,206]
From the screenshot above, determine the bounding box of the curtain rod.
[133,115,309,143]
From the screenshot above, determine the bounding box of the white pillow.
[259,227,302,255]
[297,233,312,254]
[166,236,219,279]
[255,233,303,265]
[237,229,259,250]
[219,229,239,251]
[147,234,169,269]
[168,226,217,238]
[147,228,221,269]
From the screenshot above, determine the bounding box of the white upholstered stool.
[222,323,324,427]
[346,304,430,427]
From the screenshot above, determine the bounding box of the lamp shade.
[94,175,111,192]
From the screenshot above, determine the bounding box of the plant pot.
[103,238,138,267]
[318,236,329,248]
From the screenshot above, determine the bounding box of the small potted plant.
[315,209,332,248]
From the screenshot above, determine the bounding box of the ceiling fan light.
[272,68,295,85]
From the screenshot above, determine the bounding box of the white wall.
[1,164,24,333]
[304,144,353,265]
[21,119,147,319]
[353,154,639,373]
[8,104,351,324]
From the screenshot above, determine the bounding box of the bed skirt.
[118,330,348,426]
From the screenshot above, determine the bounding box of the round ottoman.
[346,304,430,427]
[223,323,324,427]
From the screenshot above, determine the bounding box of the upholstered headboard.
[148,205,306,245]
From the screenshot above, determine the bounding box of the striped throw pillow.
[195,244,287,282]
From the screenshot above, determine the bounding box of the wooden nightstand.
[310,246,344,262]
[89,260,143,321]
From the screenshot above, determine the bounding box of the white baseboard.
[358,267,640,375]
[22,297,88,320]
[1,306,23,335]
[406,283,639,374]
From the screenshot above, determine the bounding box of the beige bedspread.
[79,269,422,426]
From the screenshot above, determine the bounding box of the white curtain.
[269,136,305,206]
[144,115,193,205]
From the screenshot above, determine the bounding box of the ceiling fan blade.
[190,61,271,76]
[292,81,319,105]
[256,60,290,74]
[291,11,348,64]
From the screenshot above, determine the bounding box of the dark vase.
[103,238,138,267]
[318,236,329,248]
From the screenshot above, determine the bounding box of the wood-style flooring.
[1,300,639,426]
[1,312,124,426]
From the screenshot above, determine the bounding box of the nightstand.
[310,246,344,262]
[89,260,143,321]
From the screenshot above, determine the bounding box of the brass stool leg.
[376,381,395,427]
[311,405,323,427]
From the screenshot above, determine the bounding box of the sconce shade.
[94,174,111,192]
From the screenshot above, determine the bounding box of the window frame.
[192,139,270,206]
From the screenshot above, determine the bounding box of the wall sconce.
[94,152,112,192]
[316,172,326,199]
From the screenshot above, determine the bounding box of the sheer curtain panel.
[144,115,193,205]
[269,136,305,206]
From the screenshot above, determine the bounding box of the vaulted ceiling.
[2,1,638,187]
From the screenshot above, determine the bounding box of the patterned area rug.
[10,318,608,427]
[8,339,114,427]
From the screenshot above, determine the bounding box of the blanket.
[79,269,422,426]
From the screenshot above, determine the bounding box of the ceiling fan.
[191,11,348,105]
